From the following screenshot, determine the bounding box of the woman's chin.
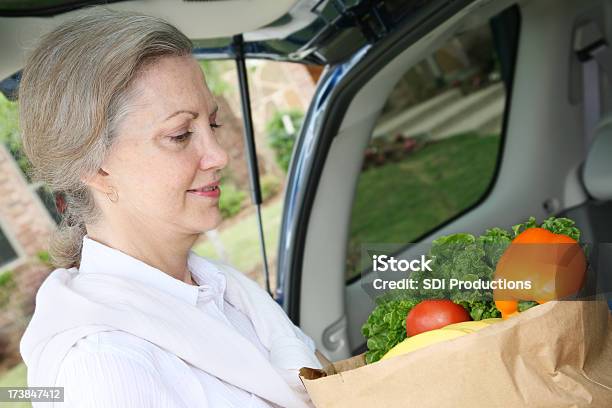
[206,210,224,231]
[212,215,223,230]
[187,208,223,233]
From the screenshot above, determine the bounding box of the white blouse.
[54,236,316,407]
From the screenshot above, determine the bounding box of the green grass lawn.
[193,197,283,274]
[0,362,31,408]
[346,133,501,280]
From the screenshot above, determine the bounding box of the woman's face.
[91,55,229,235]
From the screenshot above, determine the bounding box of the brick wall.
[0,143,54,325]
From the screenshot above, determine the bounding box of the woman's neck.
[86,223,200,285]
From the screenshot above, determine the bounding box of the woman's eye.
[170,131,192,143]
[210,122,223,131]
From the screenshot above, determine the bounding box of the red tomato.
[406,300,471,337]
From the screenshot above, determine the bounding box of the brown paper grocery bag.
[300,301,612,408]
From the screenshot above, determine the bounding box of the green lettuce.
[512,216,580,241]
[361,217,582,364]
[361,296,419,364]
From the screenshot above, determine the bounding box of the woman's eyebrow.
[164,110,199,121]
[163,104,218,122]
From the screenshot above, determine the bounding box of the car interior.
[291,0,612,362]
[0,0,609,366]
[0,0,300,79]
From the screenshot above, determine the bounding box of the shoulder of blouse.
[61,331,163,370]
[55,337,189,408]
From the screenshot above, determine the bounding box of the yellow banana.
[381,329,466,361]
[440,318,502,333]
[381,318,502,361]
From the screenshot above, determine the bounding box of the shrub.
[0,93,32,182]
[0,270,16,309]
[361,134,426,170]
[219,183,246,219]
[260,174,281,202]
[37,250,52,267]
[266,110,304,172]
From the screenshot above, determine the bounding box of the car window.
[346,14,517,282]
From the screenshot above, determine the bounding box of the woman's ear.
[81,168,111,194]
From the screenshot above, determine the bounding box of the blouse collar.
[79,235,225,308]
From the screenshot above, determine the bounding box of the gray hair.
[18,8,193,269]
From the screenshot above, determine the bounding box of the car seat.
[558,113,612,309]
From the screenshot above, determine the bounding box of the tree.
[266,110,304,172]
[0,93,31,182]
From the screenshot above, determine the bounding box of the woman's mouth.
[187,185,221,198]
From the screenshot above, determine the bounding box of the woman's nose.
[198,132,229,171]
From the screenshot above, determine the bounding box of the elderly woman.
[18,8,324,408]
